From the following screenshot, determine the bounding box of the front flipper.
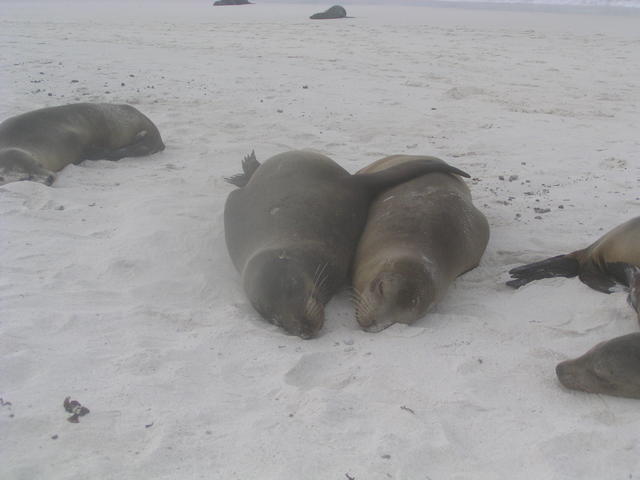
[577,262,616,293]
[225,150,261,188]
[356,158,470,194]
[506,254,580,289]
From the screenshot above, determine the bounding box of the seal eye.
[371,279,384,296]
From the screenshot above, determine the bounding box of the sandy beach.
[1,1,640,478]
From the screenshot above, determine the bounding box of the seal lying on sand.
[352,155,489,332]
[556,332,640,399]
[0,103,165,186]
[224,150,470,338]
[507,217,640,309]
[310,5,347,19]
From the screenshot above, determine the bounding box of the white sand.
[1,2,640,479]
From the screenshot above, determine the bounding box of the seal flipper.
[225,151,260,188]
[354,158,470,194]
[577,262,616,293]
[506,254,580,289]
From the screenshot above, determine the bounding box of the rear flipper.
[225,151,260,187]
[506,254,580,289]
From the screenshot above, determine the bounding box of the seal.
[0,103,165,186]
[507,217,640,310]
[351,155,489,332]
[224,150,471,338]
[310,5,347,19]
[556,332,640,399]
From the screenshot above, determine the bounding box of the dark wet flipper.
[225,151,261,187]
[578,264,616,293]
[506,254,580,289]
[358,158,470,194]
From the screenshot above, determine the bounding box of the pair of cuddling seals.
[224,150,478,339]
[0,103,165,186]
[508,216,640,399]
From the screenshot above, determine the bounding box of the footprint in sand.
[284,352,355,390]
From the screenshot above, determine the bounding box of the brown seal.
[556,332,640,399]
[351,155,489,332]
[0,103,165,186]
[224,150,471,338]
[507,217,640,310]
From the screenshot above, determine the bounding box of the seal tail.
[225,150,260,187]
[506,254,580,289]
[355,157,470,194]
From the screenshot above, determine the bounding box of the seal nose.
[555,361,577,390]
[46,174,55,186]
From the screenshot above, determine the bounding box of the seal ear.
[225,150,261,187]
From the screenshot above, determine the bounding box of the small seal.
[351,155,489,332]
[0,103,165,186]
[507,217,640,309]
[556,332,640,399]
[310,5,347,19]
[224,150,470,338]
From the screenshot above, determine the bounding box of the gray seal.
[0,103,165,186]
[556,332,640,399]
[310,5,347,19]
[352,155,489,332]
[507,216,640,309]
[224,150,471,338]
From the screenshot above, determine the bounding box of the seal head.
[0,148,56,186]
[242,249,331,339]
[355,257,436,332]
[556,333,640,399]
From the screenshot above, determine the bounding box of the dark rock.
[310,5,347,19]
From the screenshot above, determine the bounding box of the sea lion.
[556,332,640,399]
[351,155,489,332]
[0,103,165,186]
[507,217,640,312]
[224,150,471,339]
[310,5,347,20]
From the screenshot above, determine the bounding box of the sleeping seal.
[224,150,470,338]
[0,103,165,186]
[507,217,640,312]
[556,332,640,399]
[352,155,489,332]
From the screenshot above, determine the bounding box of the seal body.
[0,103,165,186]
[556,332,640,399]
[352,155,489,332]
[507,216,640,296]
[310,5,347,19]
[224,150,470,338]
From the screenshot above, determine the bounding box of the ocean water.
[433,0,640,8]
